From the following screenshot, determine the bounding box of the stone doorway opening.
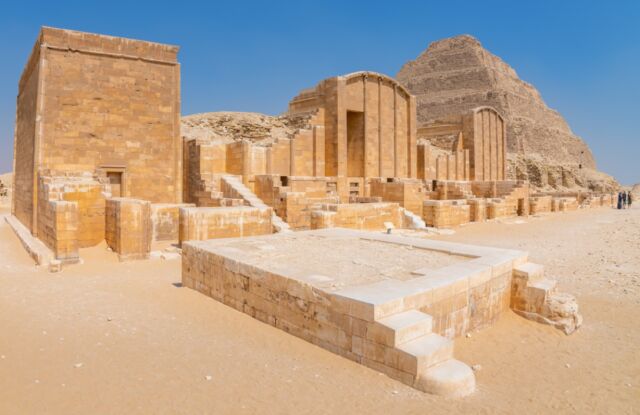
[346,111,365,177]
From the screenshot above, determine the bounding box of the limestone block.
[105,198,151,261]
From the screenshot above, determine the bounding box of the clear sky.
[0,0,638,184]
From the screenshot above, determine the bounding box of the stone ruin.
[398,34,618,193]
[8,27,596,397]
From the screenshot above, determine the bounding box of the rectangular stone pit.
[182,228,528,395]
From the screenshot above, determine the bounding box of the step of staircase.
[416,359,476,397]
[514,262,545,283]
[396,333,453,374]
[370,310,433,347]
[400,208,426,229]
[529,277,557,292]
[221,175,291,233]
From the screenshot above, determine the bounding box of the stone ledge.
[4,214,54,267]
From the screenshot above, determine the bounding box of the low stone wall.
[150,203,195,242]
[556,197,578,212]
[310,202,402,231]
[37,200,79,262]
[529,196,552,215]
[179,206,272,244]
[467,199,487,222]
[275,192,339,230]
[60,184,105,247]
[370,179,425,217]
[487,199,517,219]
[105,198,152,261]
[36,176,106,261]
[423,200,470,228]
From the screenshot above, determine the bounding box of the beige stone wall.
[423,200,470,228]
[369,179,425,216]
[35,175,105,261]
[418,107,505,183]
[529,196,552,215]
[60,184,105,247]
[178,206,272,244]
[36,198,79,262]
[487,199,517,219]
[289,72,417,180]
[557,197,578,212]
[467,199,487,222]
[310,202,402,231]
[150,203,194,242]
[463,107,506,181]
[105,198,152,261]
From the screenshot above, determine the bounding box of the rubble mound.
[181,111,310,146]
[397,34,618,192]
[0,172,12,207]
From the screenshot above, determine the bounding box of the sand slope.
[0,206,638,414]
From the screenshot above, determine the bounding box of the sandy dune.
[0,205,638,414]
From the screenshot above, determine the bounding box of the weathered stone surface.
[181,112,304,145]
[397,35,618,192]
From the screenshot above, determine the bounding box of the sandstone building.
[12,27,184,262]
[417,106,506,182]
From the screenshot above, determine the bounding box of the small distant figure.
[617,192,623,209]
[628,191,633,207]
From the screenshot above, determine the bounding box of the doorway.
[107,171,123,197]
[346,111,365,177]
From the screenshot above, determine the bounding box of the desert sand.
[0,204,638,414]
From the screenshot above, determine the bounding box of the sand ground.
[0,205,638,414]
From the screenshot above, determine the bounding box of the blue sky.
[1,0,638,184]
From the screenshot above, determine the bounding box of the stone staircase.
[511,262,582,335]
[400,207,427,229]
[367,308,475,396]
[221,175,291,233]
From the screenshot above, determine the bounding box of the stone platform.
[182,228,543,396]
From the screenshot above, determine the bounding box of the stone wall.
[178,206,272,244]
[35,175,105,261]
[369,179,425,216]
[289,72,417,180]
[310,202,402,231]
[422,200,470,228]
[150,203,195,242]
[529,196,552,215]
[36,199,79,262]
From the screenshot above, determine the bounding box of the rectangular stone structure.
[310,202,402,231]
[178,206,272,244]
[182,228,528,395]
[423,200,470,228]
[150,203,195,243]
[105,198,151,261]
[12,26,181,238]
